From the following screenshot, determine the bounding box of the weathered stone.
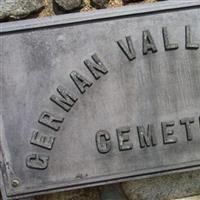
[34,187,101,200]
[121,170,200,200]
[0,0,44,20]
[122,0,143,5]
[55,0,83,11]
[90,0,110,9]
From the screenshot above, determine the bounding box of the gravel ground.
[39,0,157,17]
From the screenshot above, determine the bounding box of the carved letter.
[30,130,55,150]
[84,53,108,79]
[162,121,177,144]
[38,111,64,131]
[162,27,179,51]
[143,30,158,55]
[117,36,136,61]
[70,71,93,94]
[96,130,111,154]
[185,25,199,50]
[26,154,49,170]
[180,117,195,141]
[50,85,78,112]
[137,124,157,148]
[116,126,133,151]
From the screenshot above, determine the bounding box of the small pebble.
[90,0,110,9]
[55,0,83,11]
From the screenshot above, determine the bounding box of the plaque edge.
[1,1,200,199]
[0,0,200,34]
[3,161,200,200]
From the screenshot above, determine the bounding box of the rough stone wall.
[32,170,200,200]
[1,0,200,200]
[0,0,157,20]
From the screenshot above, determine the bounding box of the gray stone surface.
[122,170,200,200]
[90,0,110,9]
[55,0,83,11]
[0,0,44,20]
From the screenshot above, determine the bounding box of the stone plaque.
[0,1,200,199]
